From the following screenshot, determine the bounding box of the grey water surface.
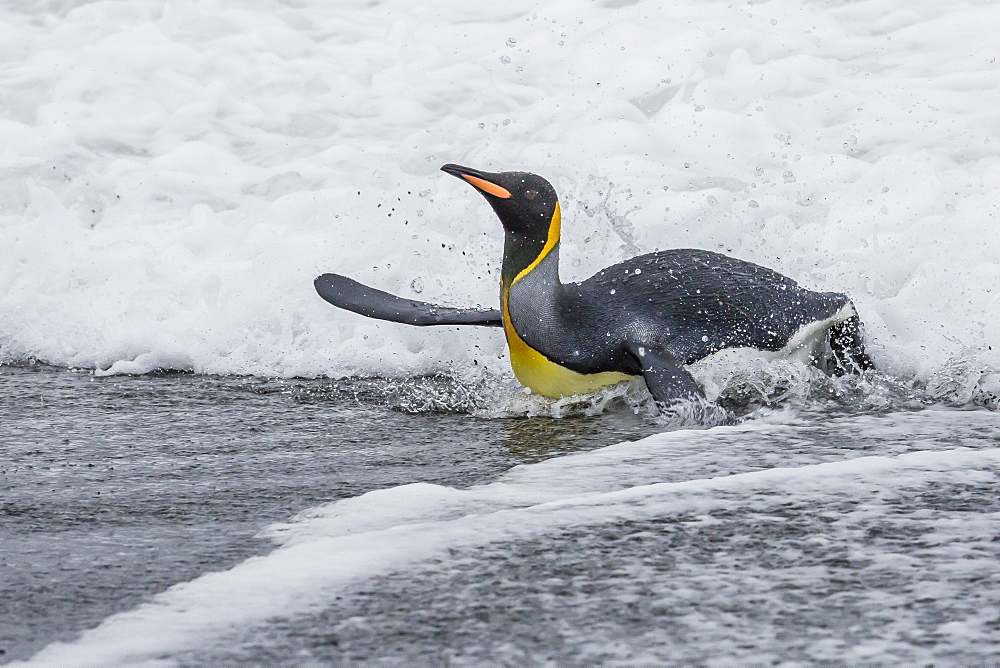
[179,406,1000,666]
[0,364,660,663]
[3,364,1000,665]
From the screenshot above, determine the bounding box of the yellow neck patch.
[500,202,632,398]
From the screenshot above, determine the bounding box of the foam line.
[26,444,1000,666]
[0,0,998,399]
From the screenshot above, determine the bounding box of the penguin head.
[441,164,558,241]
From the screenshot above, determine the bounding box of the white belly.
[697,303,856,366]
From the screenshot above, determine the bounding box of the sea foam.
[0,0,998,402]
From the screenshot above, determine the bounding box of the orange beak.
[441,164,512,199]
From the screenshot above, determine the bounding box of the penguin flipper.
[314,273,503,327]
[625,342,705,409]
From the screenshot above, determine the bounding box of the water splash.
[254,353,995,425]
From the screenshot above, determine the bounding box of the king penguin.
[315,164,873,410]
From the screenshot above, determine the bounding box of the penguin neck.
[502,238,562,289]
[500,202,563,290]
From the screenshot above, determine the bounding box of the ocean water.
[2,0,1000,664]
[0,364,664,662]
[6,362,1000,665]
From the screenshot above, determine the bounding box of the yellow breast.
[500,202,632,398]
[500,296,632,398]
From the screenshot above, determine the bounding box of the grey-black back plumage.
[579,249,849,362]
[507,247,850,374]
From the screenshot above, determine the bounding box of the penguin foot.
[828,315,875,376]
[625,341,705,411]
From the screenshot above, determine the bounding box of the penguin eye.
[524,189,538,200]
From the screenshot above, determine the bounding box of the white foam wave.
[0,0,998,394]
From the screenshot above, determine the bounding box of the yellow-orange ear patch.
[461,174,512,199]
